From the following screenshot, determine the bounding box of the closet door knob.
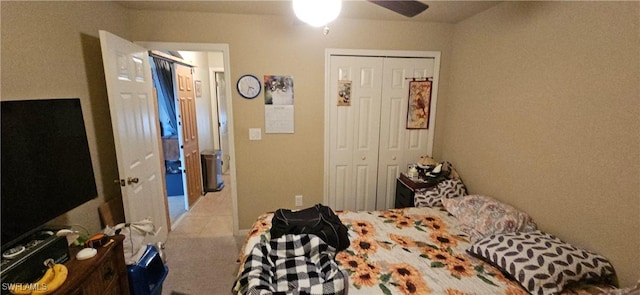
[361,156,366,160]
[392,156,397,160]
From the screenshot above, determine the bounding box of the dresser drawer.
[80,251,119,294]
[97,277,124,295]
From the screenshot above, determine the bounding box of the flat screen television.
[1,98,98,250]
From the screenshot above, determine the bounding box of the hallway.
[161,174,242,295]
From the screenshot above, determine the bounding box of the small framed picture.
[195,80,202,98]
[337,80,352,106]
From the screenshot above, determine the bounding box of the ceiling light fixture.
[292,0,342,27]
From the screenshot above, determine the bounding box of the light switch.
[249,128,262,140]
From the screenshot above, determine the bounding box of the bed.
[233,180,618,295]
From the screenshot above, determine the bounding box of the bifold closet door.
[328,55,436,212]
[376,57,434,209]
[328,56,384,211]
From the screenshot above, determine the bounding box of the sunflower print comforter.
[237,206,528,295]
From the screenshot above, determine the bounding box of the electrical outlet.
[295,195,303,207]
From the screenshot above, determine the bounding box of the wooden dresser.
[51,235,129,295]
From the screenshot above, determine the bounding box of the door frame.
[209,68,231,174]
[323,49,441,207]
[136,41,239,234]
[208,67,224,152]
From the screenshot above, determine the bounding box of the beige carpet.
[161,175,244,295]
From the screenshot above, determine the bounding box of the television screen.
[1,98,98,248]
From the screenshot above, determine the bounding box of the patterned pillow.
[414,178,467,207]
[439,178,467,199]
[413,188,439,207]
[442,195,537,242]
[467,231,617,295]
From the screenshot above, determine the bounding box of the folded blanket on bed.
[232,234,347,295]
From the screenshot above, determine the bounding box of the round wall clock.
[237,74,261,99]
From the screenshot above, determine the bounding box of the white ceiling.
[116,1,501,24]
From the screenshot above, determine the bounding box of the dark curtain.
[150,57,177,137]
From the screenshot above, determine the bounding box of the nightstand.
[395,173,438,208]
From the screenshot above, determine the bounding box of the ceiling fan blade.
[367,0,429,18]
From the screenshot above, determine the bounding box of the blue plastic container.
[127,245,169,295]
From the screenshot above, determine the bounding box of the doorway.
[137,42,239,234]
[150,53,200,224]
[211,69,231,174]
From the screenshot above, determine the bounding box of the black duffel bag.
[270,204,350,251]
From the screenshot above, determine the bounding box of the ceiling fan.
[293,0,429,31]
[367,0,429,18]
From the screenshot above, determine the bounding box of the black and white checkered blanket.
[232,234,347,295]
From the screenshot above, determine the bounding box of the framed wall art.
[337,80,352,106]
[406,79,432,129]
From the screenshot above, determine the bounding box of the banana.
[31,263,68,295]
[33,268,55,293]
[8,284,32,295]
[34,267,56,286]
[8,260,69,295]
[8,266,55,295]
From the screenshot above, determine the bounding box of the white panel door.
[174,64,202,207]
[376,57,435,209]
[99,30,168,243]
[328,56,384,211]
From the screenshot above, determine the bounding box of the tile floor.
[161,174,242,295]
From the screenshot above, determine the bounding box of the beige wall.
[1,1,130,233]
[444,2,639,287]
[125,10,454,230]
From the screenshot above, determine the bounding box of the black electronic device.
[1,98,98,250]
[0,232,69,294]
